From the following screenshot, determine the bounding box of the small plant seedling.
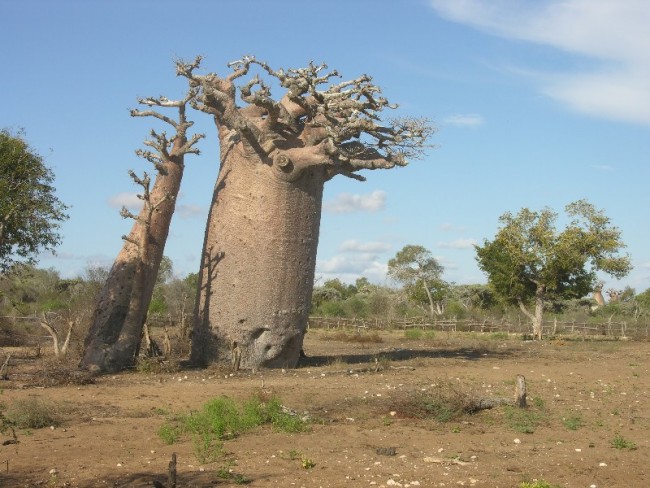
[610,433,637,450]
[520,480,560,488]
[287,449,301,460]
[301,457,316,469]
[562,414,583,431]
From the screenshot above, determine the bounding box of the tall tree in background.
[0,129,68,272]
[475,200,631,340]
[178,56,433,369]
[387,245,446,316]
[81,88,203,373]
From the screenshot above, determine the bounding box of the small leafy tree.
[0,129,68,271]
[475,200,631,339]
[387,245,446,316]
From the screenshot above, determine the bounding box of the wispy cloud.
[430,0,650,125]
[443,113,484,127]
[323,190,387,214]
[107,192,142,211]
[177,204,205,219]
[339,239,392,253]
[440,223,467,233]
[316,254,389,283]
[437,238,478,250]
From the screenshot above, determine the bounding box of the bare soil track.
[1,330,648,487]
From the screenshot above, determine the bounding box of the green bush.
[158,394,310,462]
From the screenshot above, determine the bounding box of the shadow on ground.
[298,345,520,367]
[1,469,261,487]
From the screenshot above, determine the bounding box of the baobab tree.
[81,89,203,373]
[178,56,433,369]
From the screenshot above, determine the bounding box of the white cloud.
[437,238,478,250]
[107,192,143,211]
[323,190,387,214]
[177,204,205,219]
[430,0,650,125]
[316,254,389,283]
[443,113,484,127]
[339,239,392,253]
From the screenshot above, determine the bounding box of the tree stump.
[515,374,527,408]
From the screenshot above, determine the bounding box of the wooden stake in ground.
[168,452,176,488]
[515,374,527,408]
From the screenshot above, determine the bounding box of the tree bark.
[517,283,545,340]
[180,56,432,370]
[81,153,184,372]
[191,140,326,369]
[81,88,201,374]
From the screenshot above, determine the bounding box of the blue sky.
[3,0,649,293]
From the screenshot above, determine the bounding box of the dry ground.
[0,329,648,487]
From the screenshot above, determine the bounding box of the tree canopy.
[387,245,446,316]
[0,129,69,272]
[475,200,631,338]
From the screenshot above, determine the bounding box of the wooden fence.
[308,316,649,340]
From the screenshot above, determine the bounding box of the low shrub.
[4,397,61,429]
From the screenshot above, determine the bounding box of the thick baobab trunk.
[191,143,326,369]
[179,56,432,369]
[81,153,184,373]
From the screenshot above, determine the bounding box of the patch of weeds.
[158,394,310,462]
[5,398,61,429]
[561,414,583,431]
[404,329,423,340]
[287,449,301,460]
[136,357,180,374]
[329,331,383,344]
[158,422,181,445]
[191,430,223,464]
[327,357,348,370]
[504,405,547,434]
[520,480,561,488]
[301,457,316,469]
[489,331,509,340]
[373,354,392,371]
[424,330,436,340]
[390,380,483,422]
[532,397,545,409]
[216,464,250,484]
[610,433,637,450]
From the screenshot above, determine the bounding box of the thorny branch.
[176,55,434,181]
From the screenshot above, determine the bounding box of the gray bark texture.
[181,56,433,369]
[81,91,202,373]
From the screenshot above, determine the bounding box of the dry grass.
[327,330,384,344]
[390,380,484,422]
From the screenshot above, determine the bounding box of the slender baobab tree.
[81,87,203,373]
[178,56,434,369]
